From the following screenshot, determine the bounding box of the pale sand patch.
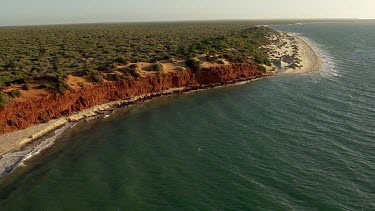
[266,32,322,75]
[283,36,322,74]
[0,118,68,156]
[66,75,93,90]
[3,84,50,103]
[122,59,189,74]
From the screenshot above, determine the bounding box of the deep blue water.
[0,23,374,210]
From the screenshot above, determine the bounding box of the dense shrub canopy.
[0,22,278,86]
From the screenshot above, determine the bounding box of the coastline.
[283,36,322,74]
[0,33,322,177]
[266,31,322,74]
[0,77,266,177]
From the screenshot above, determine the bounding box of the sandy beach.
[266,32,322,74]
[285,36,322,74]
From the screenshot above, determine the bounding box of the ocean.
[0,22,374,210]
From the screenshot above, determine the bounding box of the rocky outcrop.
[0,64,265,135]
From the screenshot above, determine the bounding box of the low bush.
[263,58,272,66]
[107,74,124,81]
[22,84,31,90]
[217,60,225,65]
[129,64,138,69]
[0,76,12,86]
[38,114,49,123]
[161,55,171,60]
[10,90,21,98]
[115,57,129,65]
[254,55,271,65]
[0,91,10,107]
[92,73,104,83]
[37,84,54,89]
[258,65,267,73]
[185,58,202,71]
[84,68,97,76]
[121,67,140,77]
[150,58,158,63]
[56,82,73,94]
[153,63,164,71]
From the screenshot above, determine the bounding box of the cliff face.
[0,64,263,135]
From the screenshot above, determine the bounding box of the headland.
[0,24,321,176]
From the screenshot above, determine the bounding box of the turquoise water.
[1,23,375,210]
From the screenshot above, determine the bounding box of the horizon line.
[1,18,374,28]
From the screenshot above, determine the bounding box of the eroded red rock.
[0,64,265,135]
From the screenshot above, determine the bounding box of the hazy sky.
[1,0,374,26]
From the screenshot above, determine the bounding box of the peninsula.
[0,22,321,175]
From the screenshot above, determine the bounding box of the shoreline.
[283,36,322,74]
[266,31,322,74]
[0,76,266,177]
[288,35,322,74]
[0,33,322,177]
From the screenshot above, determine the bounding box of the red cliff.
[0,64,265,135]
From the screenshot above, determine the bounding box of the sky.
[1,0,374,26]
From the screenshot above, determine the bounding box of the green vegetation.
[22,84,31,90]
[0,92,10,107]
[37,84,54,89]
[91,73,104,83]
[114,57,129,65]
[0,22,278,88]
[153,63,164,71]
[9,90,21,98]
[183,27,277,65]
[106,74,124,82]
[0,76,12,85]
[128,64,138,69]
[258,65,267,73]
[55,82,72,94]
[120,67,140,77]
[185,59,202,72]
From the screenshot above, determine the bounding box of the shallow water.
[0,23,374,210]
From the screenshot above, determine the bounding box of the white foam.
[0,122,75,177]
[295,34,337,79]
